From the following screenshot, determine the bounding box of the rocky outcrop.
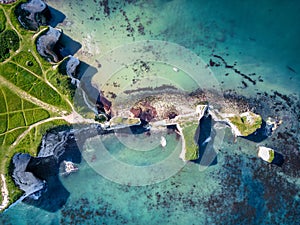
[227,112,262,137]
[210,110,262,137]
[36,26,62,62]
[130,101,157,122]
[16,0,51,31]
[96,95,112,117]
[58,56,81,86]
[258,146,284,166]
[37,130,70,159]
[66,56,80,86]
[12,153,46,198]
[179,104,210,161]
[11,127,100,203]
[12,129,75,203]
[106,116,141,130]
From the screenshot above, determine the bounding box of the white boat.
[160,136,167,147]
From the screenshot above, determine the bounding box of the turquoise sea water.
[1,0,300,224]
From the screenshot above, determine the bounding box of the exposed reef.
[15,0,51,31]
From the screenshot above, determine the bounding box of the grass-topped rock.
[227,111,262,137]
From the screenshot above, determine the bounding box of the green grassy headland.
[0,1,76,207]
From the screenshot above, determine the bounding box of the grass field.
[11,51,43,76]
[181,122,199,161]
[0,63,69,108]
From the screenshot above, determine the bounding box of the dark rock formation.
[11,125,110,210]
[15,0,51,31]
[66,56,80,77]
[96,95,112,117]
[12,153,46,198]
[59,56,81,86]
[36,26,62,62]
[130,101,157,122]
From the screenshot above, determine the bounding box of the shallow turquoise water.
[1,0,300,224]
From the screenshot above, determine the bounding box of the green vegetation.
[8,112,26,130]
[0,29,19,62]
[46,68,77,102]
[0,8,6,33]
[268,149,275,163]
[0,85,53,144]
[3,128,27,146]
[228,112,262,136]
[13,119,69,156]
[11,51,43,76]
[24,109,50,125]
[0,2,76,210]
[95,114,108,123]
[0,62,69,108]
[181,122,199,161]
[110,116,141,127]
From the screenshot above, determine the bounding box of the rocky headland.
[10,125,112,205]
[15,0,51,31]
[36,26,62,62]
[107,88,281,161]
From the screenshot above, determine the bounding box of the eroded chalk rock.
[36,26,62,62]
[16,0,51,31]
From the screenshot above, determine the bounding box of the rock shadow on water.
[77,61,98,92]
[271,151,284,167]
[56,33,82,58]
[48,6,66,28]
[193,115,218,166]
[23,127,83,212]
[241,120,269,143]
[76,62,112,117]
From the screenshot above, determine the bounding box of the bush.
[0,8,6,33]
[0,30,19,61]
[1,30,19,51]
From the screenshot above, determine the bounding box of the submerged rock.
[16,0,51,31]
[36,26,62,62]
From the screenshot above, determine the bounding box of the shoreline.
[0,174,9,211]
